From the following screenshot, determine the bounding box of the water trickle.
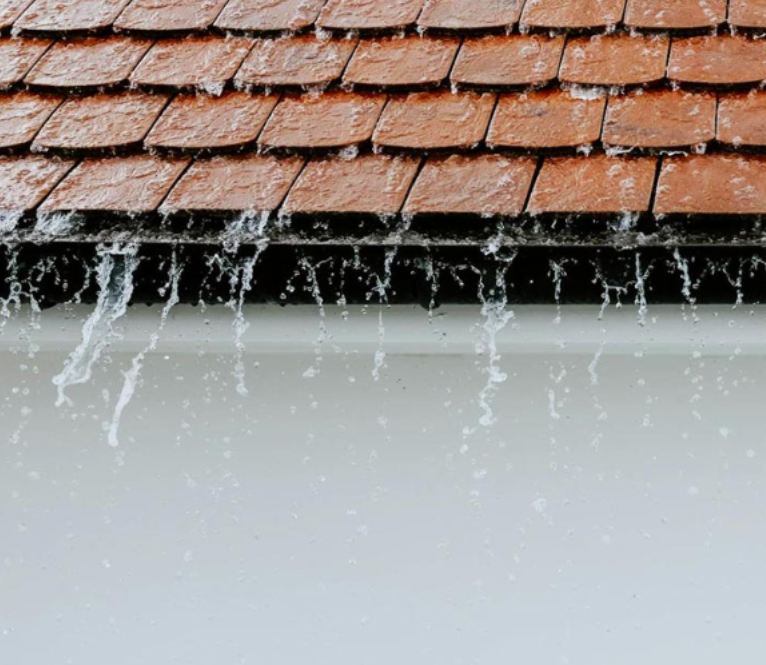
[301,256,331,379]
[107,252,183,448]
[634,253,649,326]
[52,244,140,408]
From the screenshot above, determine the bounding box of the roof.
[3,0,766,253]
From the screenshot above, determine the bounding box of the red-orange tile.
[131,36,253,90]
[603,90,716,148]
[318,0,425,30]
[215,0,325,31]
[115,0,230,31]
[487,90,605,149]
[374,91,496,149]
[521,0,626,28]
[25,37,152,89]
[655,155,766,215]
[418,0,523,29]
[260,92,386,149]
[345,36,458,87]
[146,91,277,149]
[529,156,657,214]
[718,93,766,147]
[624,0,726,29]
[163,155,305,212]
[560,35,669,86]
[34,92,167,150]
[729,0,766,28]
[236,36,356,88]
[404,154,536,216]
[668,36,766,86]
[283,154,420,214]
[0,0,34,29]
[451,35,565,88]
[0,91,60,148]
[40,156,189,211]
[0,38,51,89]
[15,0,131,32]
[0,155,73,210]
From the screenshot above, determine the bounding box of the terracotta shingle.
[33,92,167,151]
[560,35,669,87]
[451,35,565,88]
[529,156,657,214]
[15,0,132,32]
[0,0,34,30]
[115,0,230,32]
[146,91,277,150]
[0,38,51,89]
[0,155,73,210]
[40,155,189,211]
[487,90,605,149]
[521,0,626,29]
[317,0,426,30]
[655,155,766,215]
[418,0,523,29]
[0,92,60,149]
[236,36,356,89]
[131,36,253,90]
[374,91,496,149]
[260,92,386,149]
[344,36,459,88]
[215,0,325,32]
[729,0,766,28]
[668,36,766,86]
[603,90,716,149]
[283,154,420,214]
[163,155,305,212]
[624,0,727,29]
[404,154,536,216]
[718,93,766,147]
[25,37,152,89]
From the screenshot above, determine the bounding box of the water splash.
[52,244,140,408]
[107,252,182,448]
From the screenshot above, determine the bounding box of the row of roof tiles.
[5,33,766,92]
[3,153,766,217]
[4,88,766,152]
[2,0,766,34]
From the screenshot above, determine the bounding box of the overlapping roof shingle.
[4,0,766,224]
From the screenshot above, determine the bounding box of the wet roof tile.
[521,0,626,29]
[15,0,132,33]
[0,38,51,89]
[668,36,766,86]
[130,36,253,90]
[260,91,386,149]
[718,92,766,147]
[0,155,73,210]
[317,0,426,30]
[33,91,167,151]
[163,154,304,212]
[655,155,766,215]
[146,91,277,150]
[624,0,727,29]
[529,156,657,214]
[451,35,565,88]
[115,0,230,32]
[404,154,536,215]
[236,36,357,89]
[603,90,716,149]
[215,0,326,32]
[487,90,605,149]
[344,36,459,88]
[40,155,189,211]
[729,0,766,28]
[0,0,34,30]
[25,37,152,89]
[559,35,669,87]
[418,0,524,29]
[374,91,496,149]
[283,154,420,214]
[0,92,60,149]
